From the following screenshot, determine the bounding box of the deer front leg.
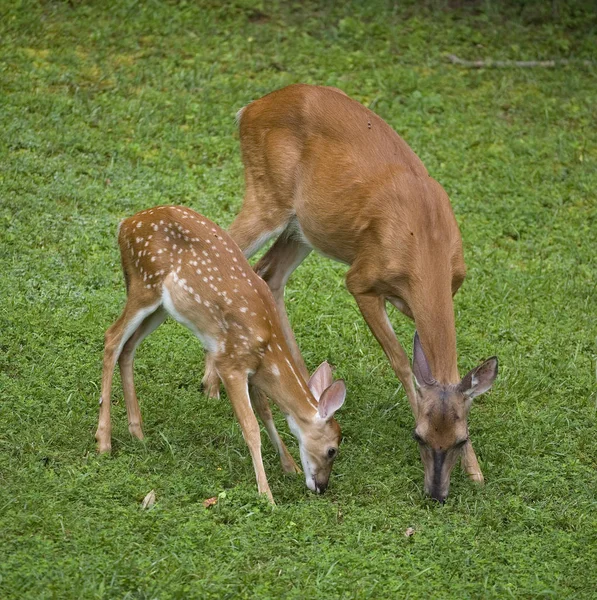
[461,439,484,484]
[97,330,118,453]
[219,371,274,503]
[250,385,301,474]
[346,279,419,419]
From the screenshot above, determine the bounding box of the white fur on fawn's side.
[161,286,218,353]
[116,301,162,359]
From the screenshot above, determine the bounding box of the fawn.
[95,205,346,503]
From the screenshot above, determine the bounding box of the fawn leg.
[250,385,301,474]
[219,371,274,503]
[202,353,220,399]
[96,300,160,452]
[118,307,167,440]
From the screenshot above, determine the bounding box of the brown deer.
[203,84,498,502]
[95,205,346,503]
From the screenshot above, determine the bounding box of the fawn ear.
[458,357,498,399]
[317,380,346,420]
[308,361,333,402]
[413,331,434,388]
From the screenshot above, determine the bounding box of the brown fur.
[220,84,497,500]
[96,205,346,503]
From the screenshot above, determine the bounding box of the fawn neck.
[253,333,318,425]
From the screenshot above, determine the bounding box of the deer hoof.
[96,439,112,454]
[128,424,144,440]
[468,472,485,485]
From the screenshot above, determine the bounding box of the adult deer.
[204,84,498,502]
[95,205,346,503]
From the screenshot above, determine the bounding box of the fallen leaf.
[203,496,218,508]
[141,490,156,509]
[404,527,415,537]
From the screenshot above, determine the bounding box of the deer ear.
[413,331,434,387]
[308,361,333,402]
[458,357,498,399]
[317,380,346,420]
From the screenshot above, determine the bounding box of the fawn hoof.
[202,378,220,399]
[281,456,302,475]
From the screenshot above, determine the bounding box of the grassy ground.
[1,1,596,597]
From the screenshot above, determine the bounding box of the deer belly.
[294,153,365,265]
[293,209,358,266]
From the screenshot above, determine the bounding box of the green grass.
[1,0,596,597]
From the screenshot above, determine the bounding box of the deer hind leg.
[96,298,161,453]
[461,439,484,484]
[202,352,220,399]
[250,385,301,474]
[253,231,312,381]
[118,307,167,440]
[218,369,274,503]
[228,185,292,259]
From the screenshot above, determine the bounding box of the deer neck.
[412,284,460,385]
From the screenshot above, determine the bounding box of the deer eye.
[412,431,425,445]
[327,448,337,459]
[454,438,469,449]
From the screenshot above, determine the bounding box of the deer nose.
[430,490,447,504]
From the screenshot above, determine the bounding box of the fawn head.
[412,332,498,503]
[289,362,346,494]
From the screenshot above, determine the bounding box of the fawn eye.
[454,438,469,449]
[327,448,337,459]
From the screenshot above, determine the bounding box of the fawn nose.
[315,481,328,494]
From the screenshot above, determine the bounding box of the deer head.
[412,332,498,503]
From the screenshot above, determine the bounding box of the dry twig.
[447,54,593,68]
